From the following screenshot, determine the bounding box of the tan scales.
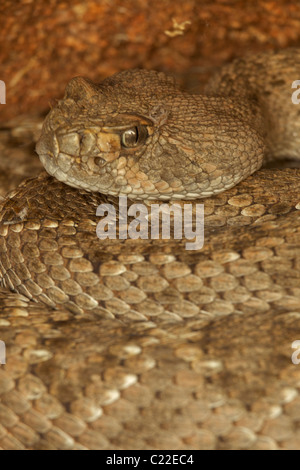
[0,49,299,449]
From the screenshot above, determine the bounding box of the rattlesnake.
[0,49,299,450]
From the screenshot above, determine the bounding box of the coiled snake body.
[0,49,299,450]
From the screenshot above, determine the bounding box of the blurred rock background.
[1,0,300,120]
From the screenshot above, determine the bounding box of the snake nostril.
[94,156,106,167]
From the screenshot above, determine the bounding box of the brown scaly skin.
[36,50,300,201]
[36,72,265,200]
[0,49,299,449]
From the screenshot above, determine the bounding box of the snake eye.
[121,126,148,148]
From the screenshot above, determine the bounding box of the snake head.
[36,70,265,201]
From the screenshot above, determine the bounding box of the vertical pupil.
[121,126,148,148]
[127,128,138,145]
